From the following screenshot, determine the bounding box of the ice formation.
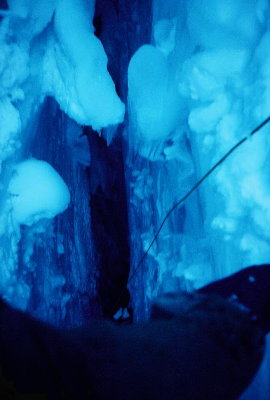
[0,0,124,153]
[128,44,182,142]
[125,1,270,398]
[46,0,125,129]
[126,0,270,297]
[8,159,70,226]
[0,0,270,398]
[0,0,124,316]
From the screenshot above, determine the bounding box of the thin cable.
[114,116,270,311]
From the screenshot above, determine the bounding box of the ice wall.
[127,0,270,311]
[20,98,102,326]
[127,0,270,397]
[182,0,270,277]
[183,2,270,397]
[0,0,270,396]
[127,0,214,319]
[0,0,124,324]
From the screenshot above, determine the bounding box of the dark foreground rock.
[0,288,265,400]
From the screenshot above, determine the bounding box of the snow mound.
[8,159,70,226]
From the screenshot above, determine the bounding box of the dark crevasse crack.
[88,0,152,319]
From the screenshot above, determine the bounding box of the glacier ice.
[187,0,263,49]
[0,98,21,165]
[125,0,270,398]
[0,0,125,321]
[7,0,57,37]
[50,0,125,129]
[0,0,270,398]
[128,44,182,143]
[8,158,70,226]
[153,18,177,56]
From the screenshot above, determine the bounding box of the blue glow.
[0,0,269,398]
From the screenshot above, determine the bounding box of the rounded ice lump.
[8,158,70,226]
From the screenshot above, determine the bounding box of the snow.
[8,159,70,226]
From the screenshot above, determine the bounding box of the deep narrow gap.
[88,0,152,319]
